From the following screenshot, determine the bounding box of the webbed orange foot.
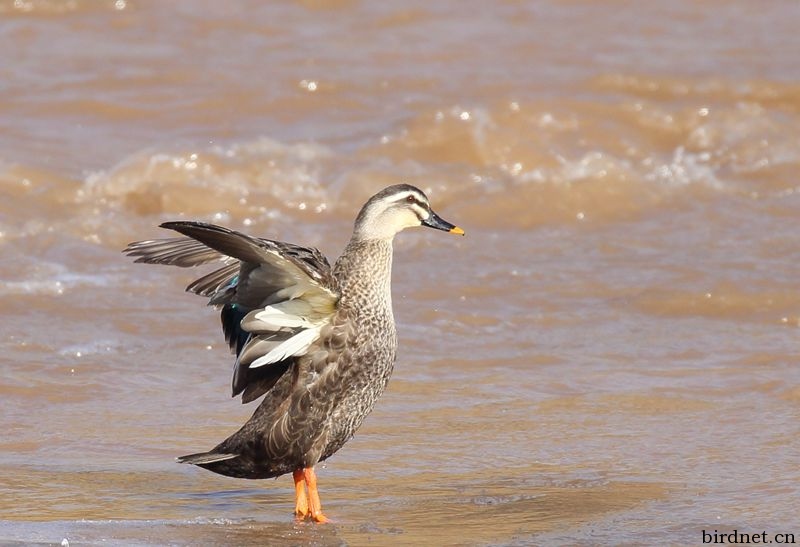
[294,466,330,523]
[293,469,310,518]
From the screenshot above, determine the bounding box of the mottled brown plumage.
[123,184,463,521]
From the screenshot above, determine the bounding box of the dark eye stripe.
[391,197,427,220]
[390,191,429,217]
[402,193,426,208]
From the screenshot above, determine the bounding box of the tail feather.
[176,447,283,479]
[177,451,238,465]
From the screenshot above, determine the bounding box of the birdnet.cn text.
[702,530,796,544]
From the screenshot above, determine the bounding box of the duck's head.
[353,184,465,241]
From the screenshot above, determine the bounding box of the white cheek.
[405,210,423,227]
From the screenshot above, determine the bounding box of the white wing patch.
[253,309,312,329]
[235,297,331,371]
[249,326,323,369]
[252,304,316,329]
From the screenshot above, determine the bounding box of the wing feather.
[124,221,339,404]
[249,327,323,369]
[123,237,231,267]
[187,263,240,298]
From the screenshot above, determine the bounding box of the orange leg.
[293,469,309,518]
[302,466,329,523]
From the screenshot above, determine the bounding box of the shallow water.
[2,0,799,545]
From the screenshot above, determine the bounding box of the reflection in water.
[2,0,800,544]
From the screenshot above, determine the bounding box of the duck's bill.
[423,211,465,235]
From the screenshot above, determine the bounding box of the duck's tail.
[177,448,281,479]
[177,451,238,466]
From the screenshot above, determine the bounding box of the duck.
[123,184,463,523]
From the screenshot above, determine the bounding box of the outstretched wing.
[124,236,241,298]
[123,221,339,404]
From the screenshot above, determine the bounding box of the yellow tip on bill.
[449,226,465,236]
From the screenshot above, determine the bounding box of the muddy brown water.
[1,1,799,545]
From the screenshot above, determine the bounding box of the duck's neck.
[334,238,394,312]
